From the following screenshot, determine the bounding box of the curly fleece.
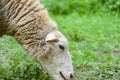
[0,0,58,60]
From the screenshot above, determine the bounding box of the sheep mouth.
[59,71,67,80]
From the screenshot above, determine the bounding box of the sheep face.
[39,31,74,80]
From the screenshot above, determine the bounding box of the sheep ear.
[46,33,59,42]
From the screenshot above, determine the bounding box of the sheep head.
[39,31,74,80]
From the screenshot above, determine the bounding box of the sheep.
[0,0,74,80]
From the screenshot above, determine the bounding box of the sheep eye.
[59,45,64,50]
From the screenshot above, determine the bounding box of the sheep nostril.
[70,73,74,79]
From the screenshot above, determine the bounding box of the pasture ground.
[0,12,120,80]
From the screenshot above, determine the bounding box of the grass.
[0,12,120,80]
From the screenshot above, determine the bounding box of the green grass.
[0,13,120,80]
